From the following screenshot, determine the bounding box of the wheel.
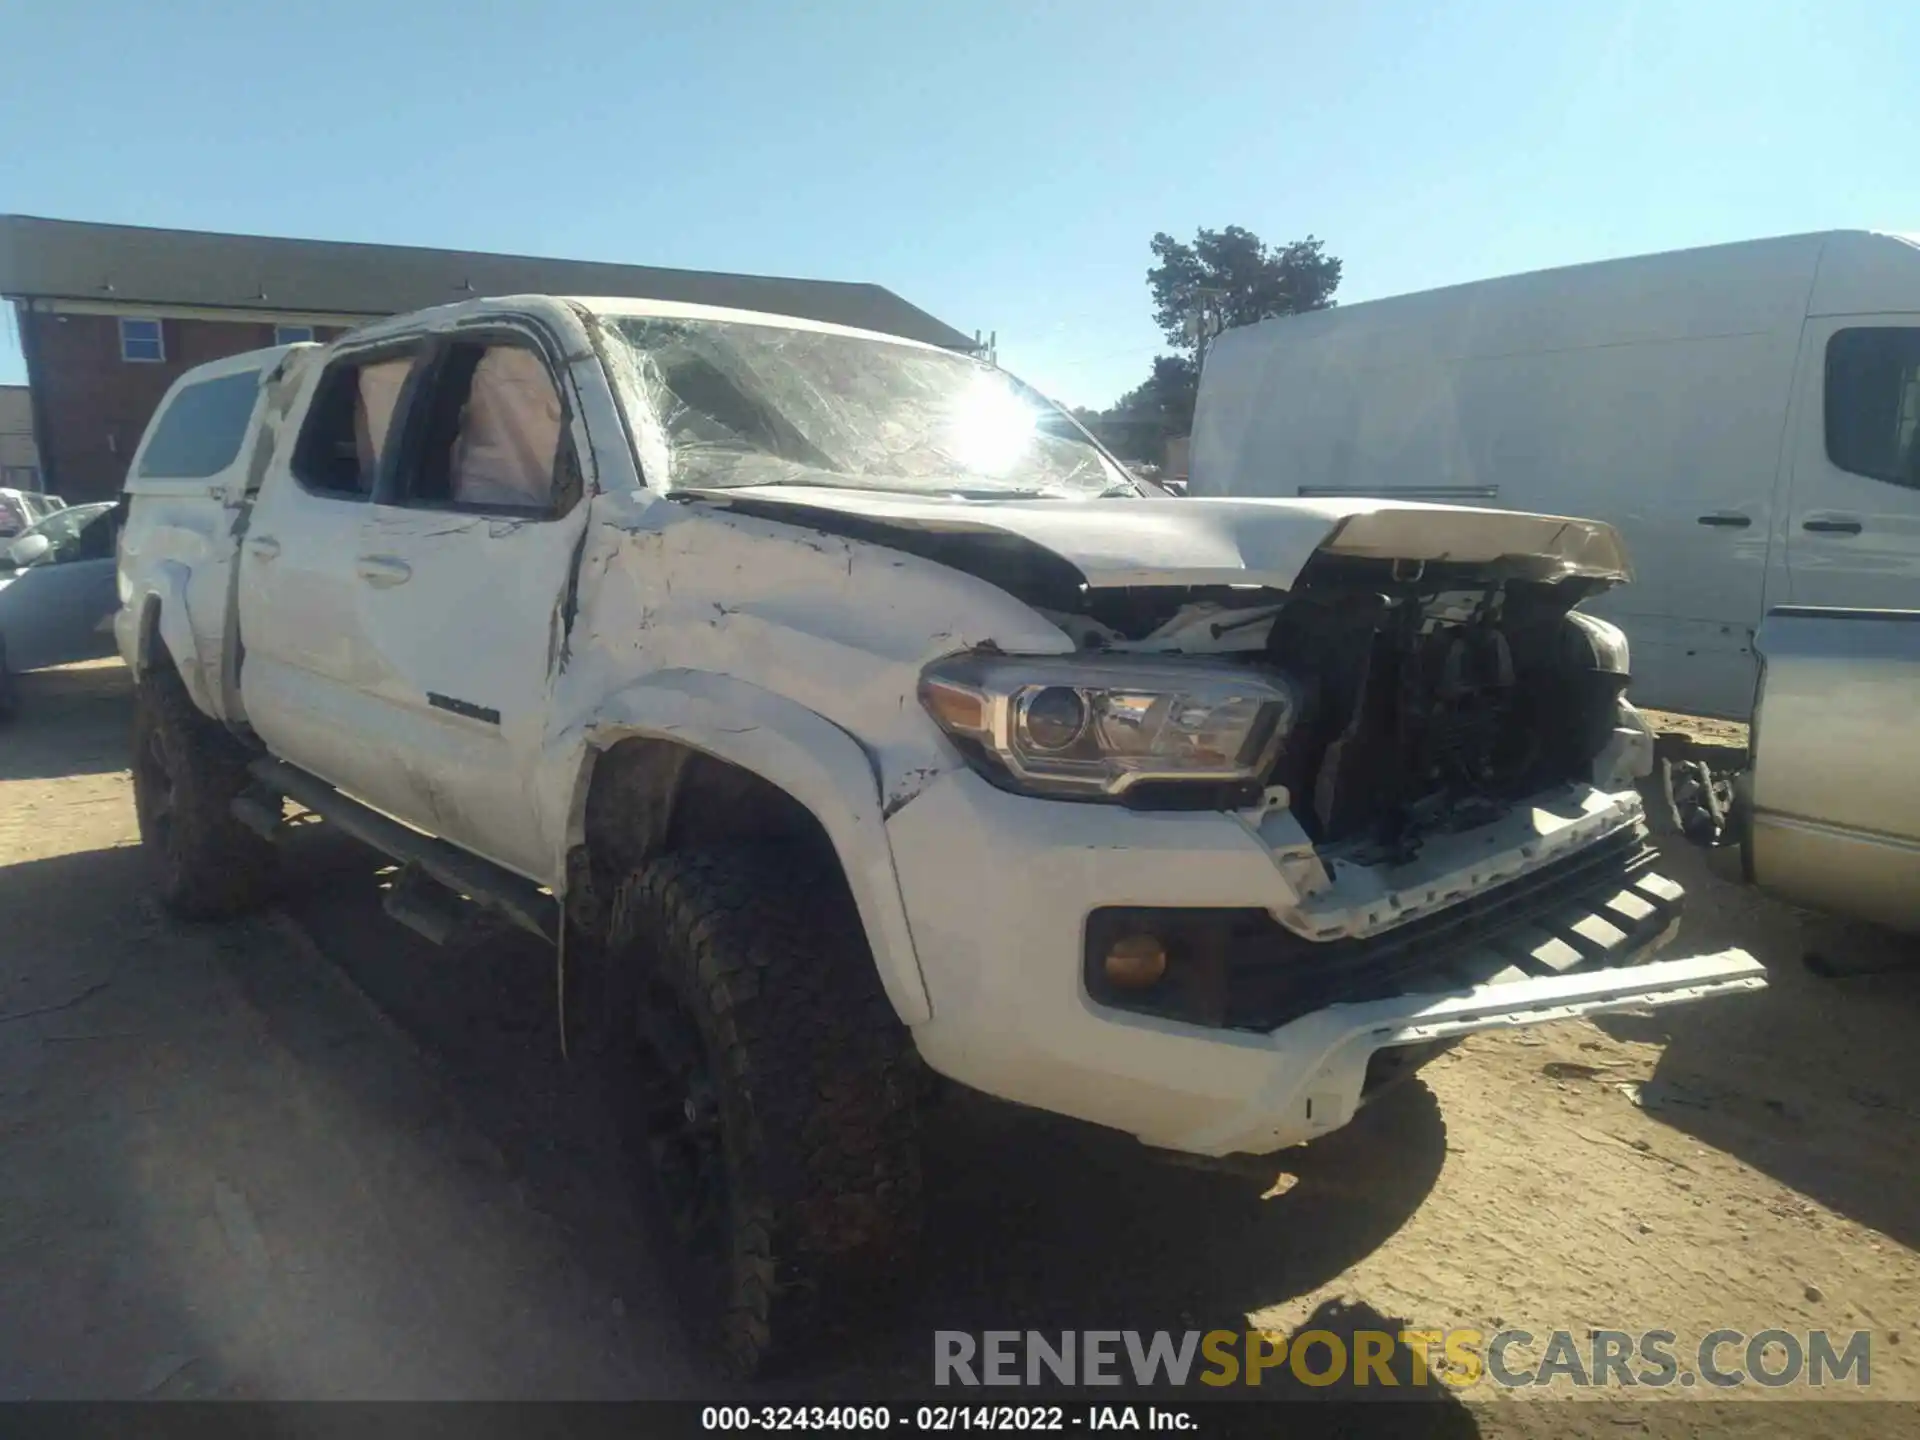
[609,843,923,1376]
[131,663,278,919]
[0,637,16,723]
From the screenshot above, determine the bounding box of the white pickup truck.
[116,295,1764,1371]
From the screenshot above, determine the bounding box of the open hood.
[684,487,1631,591]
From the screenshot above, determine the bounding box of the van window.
[136,370,264,480]
[293,352,421,499]
[1826,327,1920,488]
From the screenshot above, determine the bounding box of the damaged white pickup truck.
[116,295,1764,1370]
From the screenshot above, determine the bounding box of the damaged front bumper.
[1163,948,1764,1157]
[889,767,1765,1157]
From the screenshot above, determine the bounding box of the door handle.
[247,535,281,561]
[355,554,413,587]
[1803,517,1864,535]
[1696,513,1752,528]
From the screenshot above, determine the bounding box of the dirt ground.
[3,661,1917,1432]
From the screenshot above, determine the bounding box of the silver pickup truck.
[1669,606,1920,938]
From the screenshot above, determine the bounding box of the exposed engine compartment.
[1043,554,1631,855]
[1260,556,1628,856]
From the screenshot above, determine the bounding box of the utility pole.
[1191,287,1229,371]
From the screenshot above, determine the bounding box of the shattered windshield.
[607,316,1134,498]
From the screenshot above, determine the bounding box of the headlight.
[919,653,1299,802]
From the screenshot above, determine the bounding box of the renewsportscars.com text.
[934,1328,1873,1390]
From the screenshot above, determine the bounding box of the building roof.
[0,214,976,351]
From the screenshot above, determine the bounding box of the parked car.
[0,500,120,716]
[1189,229,1920,722]
[116,298,1763,1372]
[1667,605,1920,940]
[0,486,67,540]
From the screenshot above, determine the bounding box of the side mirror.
[5,533,52,568]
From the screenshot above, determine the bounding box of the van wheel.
[610,844,922,1376]
[131,663,278,919]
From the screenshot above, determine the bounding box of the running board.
[242,757,558,943]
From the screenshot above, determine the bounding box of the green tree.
[1085,226,1341,467]
[1147,226,1342,356]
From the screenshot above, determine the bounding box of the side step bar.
[242,757,558,943]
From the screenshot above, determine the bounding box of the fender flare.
[128,563,215,714]
[553,668,933,1027]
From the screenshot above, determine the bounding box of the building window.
[274,324,316,346]
[119,317,165,363]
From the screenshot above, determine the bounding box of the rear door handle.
[1803,517,1864,535]
[247,535,281,560]
[1696,513,1752,528]
[355,554,413,587]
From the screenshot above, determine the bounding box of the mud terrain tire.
[610,844,922,1375]
[131,663,278,919]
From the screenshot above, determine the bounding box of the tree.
[1071,361,1194,465]
[1084,226,1341,466]
[1110,354,1200,446]
[1147,226,1342,357]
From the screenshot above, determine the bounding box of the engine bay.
[1042,554,1632,858]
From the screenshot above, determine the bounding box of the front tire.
[131,663,278,919]
[610,843,923,1376]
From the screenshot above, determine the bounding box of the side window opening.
[1826,327,1920,488]
[135,370,263,481]
[399,340,572,514]
[293,353,419,499]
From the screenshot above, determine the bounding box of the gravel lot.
[3,660,1916,1433]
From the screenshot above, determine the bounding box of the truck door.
[1783,318,1920,608]
[236,340,428,801]
[348,326,596,882]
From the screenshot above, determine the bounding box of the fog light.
[1103,934,1168,989]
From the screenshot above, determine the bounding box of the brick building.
[0,384,39,490]
[0,215,975,503]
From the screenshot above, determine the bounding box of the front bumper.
[888,768,1765,1156]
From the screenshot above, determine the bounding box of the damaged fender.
[120,562,216,713]
[556,667,934,1026]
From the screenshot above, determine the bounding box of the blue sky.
[3,0,1915,407]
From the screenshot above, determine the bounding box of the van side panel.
[1191,233,1832,718]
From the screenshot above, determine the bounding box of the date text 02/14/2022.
[700,1407,1197,1432]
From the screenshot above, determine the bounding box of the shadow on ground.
[1593,837,1920,1250]
[0,661,133,780]
[0,839,696,1398]
[270,820,1456,1397]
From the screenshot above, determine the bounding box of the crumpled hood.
[684,487,1630,590]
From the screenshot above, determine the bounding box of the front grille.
[1084,825,1679,1032]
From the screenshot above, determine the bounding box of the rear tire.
[131,662,278,919]
[609,843,923,1376]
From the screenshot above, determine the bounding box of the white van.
[1189,230,1920,720]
